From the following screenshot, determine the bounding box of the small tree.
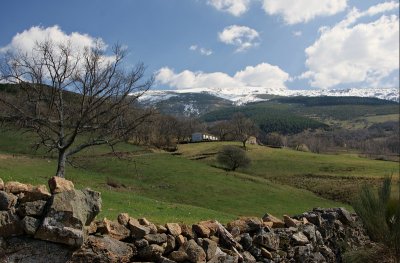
[349,177,400,262]
[0,40,153,178]
[217,145,251,171]
[230,113,257,148]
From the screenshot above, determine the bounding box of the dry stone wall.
[0,178,374,263]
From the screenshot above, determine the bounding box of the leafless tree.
[0,40,153,177]
[230,113,257,148]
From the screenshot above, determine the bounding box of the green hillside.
[0,128,348,224]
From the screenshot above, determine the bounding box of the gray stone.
[201,238,218,261]
[0,210,23,237]
[22,216,41,235]
[144,233,168,244]
[138,244,164,261]
[253,231,280,251]
[291,232,309,245]
[183,239,206,263]
[17,200,47,217]
[0,191,17,210]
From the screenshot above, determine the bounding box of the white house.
[191,132,219,142]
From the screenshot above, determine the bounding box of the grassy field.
[0,129,351,224]
[178,142,399,203]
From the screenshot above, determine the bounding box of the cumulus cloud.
[218,25,260,52]
[207,0,250,16]
[155,62,289,93]
[262,0,348,24]
[189,45,213,56]
[301,2,399,89]
[0,25,105,55]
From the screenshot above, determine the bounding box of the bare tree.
[230,113,257,148]
[0,40,153,177]
[217,145,251,171]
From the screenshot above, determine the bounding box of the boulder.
[0,210,23,237]
[180,224,195,238]
[227,217,262,233]
[35,188,101,247]
[138,244,164,261]
[260,247,273,260]
[48,176,74,194]
[21,216,41,235]
[262,213,285,228]
[183,239,207,263]
[253,231,280,251]
[96,218,130,241]
[157,224,168,233]
[169,250,189,262]
[283,215,301,227]
[117,212,130,226]
[176,234,187,246]
[337,207,353,225]
[19,184,51,202]
[164,234,176,254]
[291,232,309,245]
[70,235,135,263]
[0,191,17,210]
[4,181,29,194]
[242,251,257,263]
[144,233,168,244]
[201,238,218,261]
[2,236,72,263]
[166,222,182,236]
[0,178,4,190]
[17,200,47,217]
[192,223,211,238]
[129,219,151,239]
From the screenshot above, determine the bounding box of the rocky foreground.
[0,178,374,263]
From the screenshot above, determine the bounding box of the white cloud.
[155,62,289,93]
[218,25,260,52]
[0,25,105,55]
[302,3,399,89]
[207,0,250,16]
[262,0,348,24]
[189,44,213,56]
[293,31,302,37]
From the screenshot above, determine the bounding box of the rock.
[253,231,280,251]
[97,218,130,241]
[17,200,47,217]
[21,216,41,235]
[19,184,51,202]
[260,247,273,260]
[192,223,211,238]
[117,212,130,226]
[166,222,182,236]
[180,224,195,238]
[144,233,168,244]
[208,247,229,263]
[129,220,151,239]
[0,191,17,210]
[2,236,72,263]
[138,217,150,226]
[292,232,309,245]
[4,181,29,194]
[183,239,207,263]
[201,238,218,261]
[242,251,257,263]
[283,215,301,227]
[239,233,253,250]
[134,238,149,248]
[294,244,313,261]
[169,250,189,262]
[304,213,322,226]
[48,176,74,194]
[70,235,135,263]
[0,210,23,237]
[337,207,353,225]
[138,244,164,261]
[302,224,317,243]
[35,188,101,247]
[164,234,176,254]
[176,234,187,246]
[159,256,177,263]
[227,217,262,233]
[262,213,285,228]
[248,246,262,260]
[313,252,327,262]
[157,224,168,233]
[0,178,4,191]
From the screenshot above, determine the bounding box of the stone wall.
[0,178,373,263]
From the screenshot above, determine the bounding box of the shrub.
[350,177,400,262]
[217,145,251,171]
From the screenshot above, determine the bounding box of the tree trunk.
[56,150,67,178]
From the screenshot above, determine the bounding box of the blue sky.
[0,0,398,93]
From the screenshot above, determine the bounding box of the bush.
[217,145,251,171]
[350,177,400,262]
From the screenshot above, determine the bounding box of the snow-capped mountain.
[139,86,399,106]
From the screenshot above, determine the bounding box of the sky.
[0,0,399,94]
